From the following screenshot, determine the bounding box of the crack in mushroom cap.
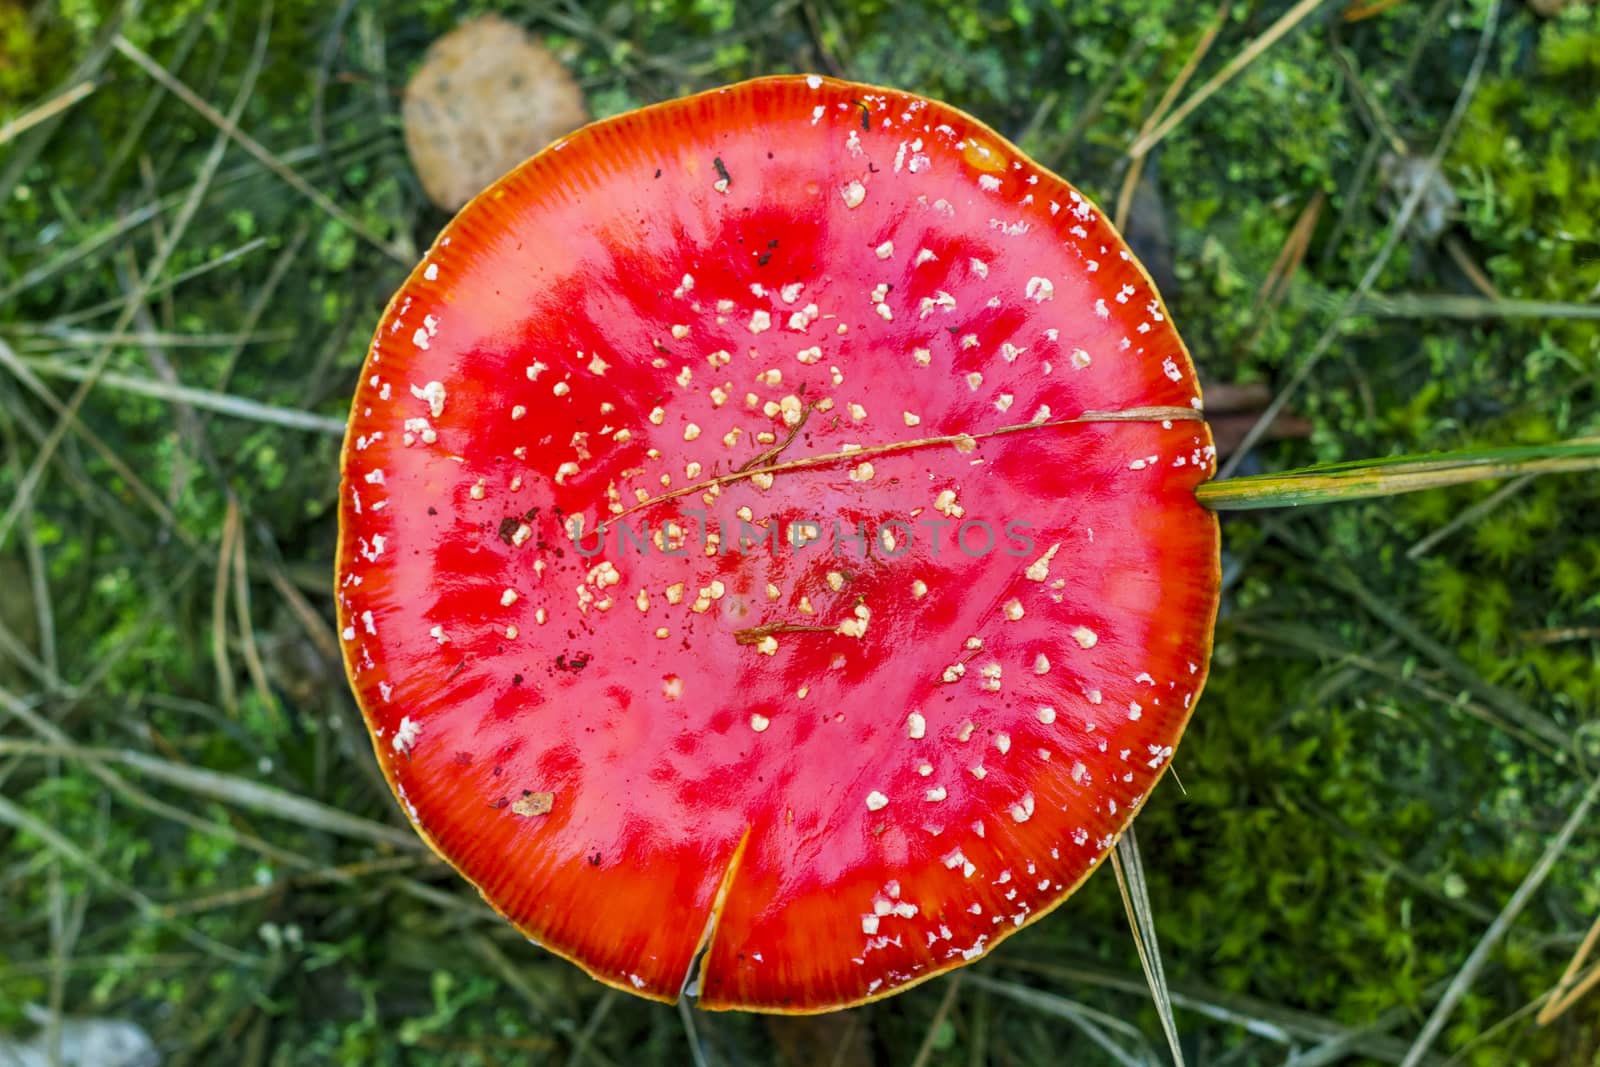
[336,74,1219,1013]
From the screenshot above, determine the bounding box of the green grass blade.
[962,974,1155,1067]
[1197,440,1600,511]
[1112,829,1186,1067]
[21,355,346,434]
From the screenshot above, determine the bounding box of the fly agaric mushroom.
[337,75,1219,1012]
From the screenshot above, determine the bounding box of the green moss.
[1,2,1595,1064]
[1451,14,1600,361]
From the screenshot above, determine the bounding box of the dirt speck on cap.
[511,791,555,818]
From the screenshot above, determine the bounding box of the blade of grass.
[0,687,321,872]
[388,876,503,923]
[207,223,310,405]
[1435,995,1549,1067]
[1343,0,1409,20]
[213,500,242,718]
[1243,191,1324,346]
[0,80,99,148]
[1111,829,1185,1067]
[1535,910,1600,1024]
[1197,439,1600,510]
[0,952,208,980]
[157,855,431,918]
[0,792,257,965]
[1405,474,1534,560]
[230,510,285,731]
[1217,0,1501,479]
[51,237,270,327]
[1355,293,1600,320]
[678,999,713,1067]
[111,34,410,264]
[19,355,347,434]
[469,931,563,1019]
[18,490,56,681]
[968,983,990,1067]
[962,973,1154,1067]
[0,132,385,308]
[1281,1000,1430,1067]
[1057,34,1151,162]
[1399,772,1600,1067]
[81,0,218,207]
[8,326,294,348]
[1126,0,1330,159]
[999,956,1431,1062]
[105,744,421,849]
[563,988,620,1067]
[0,334,194,549]
[254,526,342,663]
[0,0,137,204]
[909,974,963,1067]
[0,606,56,692]
[1235,619,1555,760]
[0,2,274,554]
[1536,934,1600,1023]
[1114,1,1232,227]
[309,0,362,205]
[1269,528,1568,749]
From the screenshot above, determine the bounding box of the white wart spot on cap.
[392,716,420,755]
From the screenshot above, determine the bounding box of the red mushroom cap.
[336,74,1219,1013]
